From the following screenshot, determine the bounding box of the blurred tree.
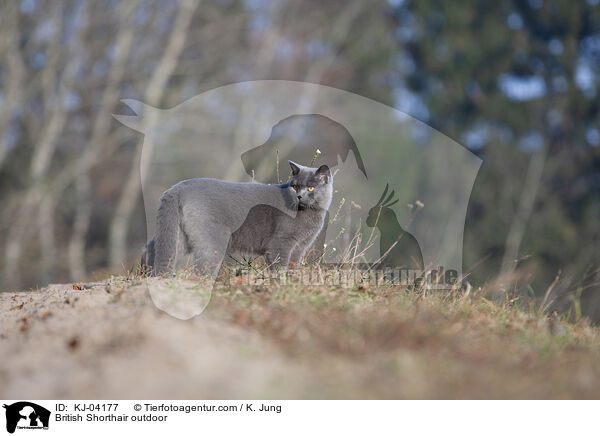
[389,0,600,310]
[1,0,597,323]
[0,0,396,289]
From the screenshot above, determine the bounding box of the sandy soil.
[2,276,600,399]
[0,279,313,399]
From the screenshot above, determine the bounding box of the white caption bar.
[1,400,597,435]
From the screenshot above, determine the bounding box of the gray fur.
[140,238,154,273]
[142,161,332,276]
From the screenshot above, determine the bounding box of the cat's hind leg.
[192,242,227,278]
[186,224,231,279]
[154,189,181,274]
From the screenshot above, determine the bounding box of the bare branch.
[68,1,138,280]
[108,0,200,270]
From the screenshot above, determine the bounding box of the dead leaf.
[40,310,51,320]
[109,289,127,303]
[234,310,249,326]
[357,283,371,291]
[73,284,83,290]
[67,337,79,350]
[10,303,24,311]
[19,317,29,332]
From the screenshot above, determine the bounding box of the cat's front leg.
[290,231,321,269]
[288,245,306,269]
[265,246,292,271]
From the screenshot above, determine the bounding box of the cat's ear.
[288,160,301,176]
[315,164,331,183]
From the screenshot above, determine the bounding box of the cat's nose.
[297,195,302,199]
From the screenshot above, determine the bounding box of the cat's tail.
[154,188,181,274]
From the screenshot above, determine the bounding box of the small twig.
[311,148,321,165]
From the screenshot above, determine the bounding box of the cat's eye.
[306,186,315,192]
[292,184,299,191]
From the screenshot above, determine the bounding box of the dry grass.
[1,271,599,399]
[207,277,600,398]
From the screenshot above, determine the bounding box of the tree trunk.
[108,0,199,271]
[67,1,136,281]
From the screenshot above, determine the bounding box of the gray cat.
[142,161,332,276]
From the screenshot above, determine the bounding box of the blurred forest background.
[0,0,598,318]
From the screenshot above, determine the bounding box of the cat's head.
[288,161,333,210]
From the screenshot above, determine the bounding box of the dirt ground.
[1,276,600,399]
